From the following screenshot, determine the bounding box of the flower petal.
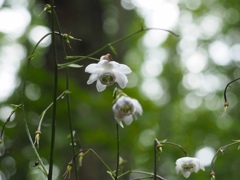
[114,72,128,88]
[96,80,107,92]
[87,73,99,84]
[85,63,101,73]
[122,115,133,125]
[175,164,181,174]
[118,64,132,74]
[182,171,191,178]
[109,61,120,68]
[131,99,143,115]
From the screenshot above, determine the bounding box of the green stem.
[154,139,158,180]
[21,58,48,175]
[0,111,15,142]
[210,140,240,175]
[131,170,166,180]
[53,9,79,180]
[71,148,113,174]
[115,123,120,179]
[158,140,188,157]
[20,35,50,175]
[117,169,132,179]
[37,91,69,131]
[48,1,58,179]
[58,28,178,68]
[223,77,240,104]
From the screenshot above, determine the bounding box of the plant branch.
[58,27,179,68]
[155,139,188,157]
[131,170,166,180]
[210,140,240,176]
[223,77,240,106]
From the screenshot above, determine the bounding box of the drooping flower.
[85,54,132,92]
[175,157,205,178]
[112,89,142,127]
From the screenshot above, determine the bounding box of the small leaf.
[58,64,83,69]
[67,64,83,68]
[66,56,81,60]
[161,139,167,143]
[28,54,36,61]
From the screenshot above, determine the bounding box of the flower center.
[100,72,116,86]
[182,163,195,171]
[119,102,134,116]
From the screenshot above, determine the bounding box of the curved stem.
[210,140,240,175]
[58,27,179,68]
[37,91,69,132]
[223,77,240,104]
[159,140,188,157]
[0,111,15,143]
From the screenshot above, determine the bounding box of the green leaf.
[67,64,83,68]
[28,54,36,61]
[58,63,83,69]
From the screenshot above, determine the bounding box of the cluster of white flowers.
[85,54,142,126]
[85,55,205,178]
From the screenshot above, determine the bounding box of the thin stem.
[210,140,240,175]
[117,169,132,179]
[0,111,15,142]
[72,149,113,173]
[158,140,188,157]
[115,123,120,179]
[37,91,69,131]
[20,52,48,175]
[223,77,240,103]
[130,176,153,180]
[154,139,157,180]
[65,56,99,61]
[20,36,49,175]
[131,170,166,180]
[48,1,58,179]
[53,9,79,180]
[58,27,179,68]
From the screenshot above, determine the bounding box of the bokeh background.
[1,0,240,179]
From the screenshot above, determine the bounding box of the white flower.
[175,157,205,178]
[113,96,143,127]
[85,54,132,92]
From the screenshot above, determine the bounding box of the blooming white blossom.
[85,54,132,92]
[175,157,205,178]
[113,95,143,127]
